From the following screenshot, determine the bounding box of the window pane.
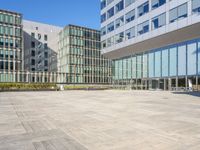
[198,41,200,75]
[125,0,135,7]
[149,52,154,78]
[125,9,135,23]
[137,55,142,78]
[162,49,169,77]
[115,16,124,28]
[138,2,149,17]
[152,13,166,29]
[178,3,187,19]
[192,0,200,13]
[178,45,186,76]
[169,47,177,76]
[155,51,161,77]
[116,0,124,13]
[125,27,135,40]
[132,56,136,78]
[107,22,114,33]
[107,7,114,18]
[187,42,197,75]
[169,8,177,23]
[143,54,148,78]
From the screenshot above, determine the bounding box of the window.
[15,28,21,36]
[101,26,106,36]
[101,13,106,23]
[138,2,149,17]
[38,34,41,40]
[44,35,48,41]
[4,15,8,23]
[115,32,124,44]
[137,21,149,35]
[31,32,35,38]
[44,52,48,58]
[169,3,188,23]
[9,27,13,36]
[107,22,114,33]
[10,51,13,59]
[15,39,20,48]
[125,0,135,7]
[102,40,107,48]
[0,14,3,22]
[101,0,106,10]
[31,41,35,48]
[9,16,13,24]
[5,39,8,47]
[152,13,166,30]
[10,39,13,47]
[0,61,3,69]
[107,7,114,19]
[0,26,3,35]
[107,36,114,47]
[125,9,135,23]
[152,0,166,9]
[31,59,35,65]
[115,0,124,13]
[44,60,48,66]
[31,50,35,57]
[5,62,8,69]
[15,16,21,25]
[115,16,124,28]
[192,0,200,14]
[0,38,3,46]
[5,51,8,59]
[125,27,135,40]
[107,0,114,5]
[0,50,3,58]
[44,43,48,49]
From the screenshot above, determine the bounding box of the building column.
[196,76,198,91]
[176,77,178,90]
[164,79,166,91]
[17,71,20,82]
[168,78,172,91]
[26,71,29,83]
[185,76,188,90]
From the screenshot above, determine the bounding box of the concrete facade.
[23,20,62,72]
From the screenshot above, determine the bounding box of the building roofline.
[0,9,22,16]
[63,24,100,32]
[23,19,63,29]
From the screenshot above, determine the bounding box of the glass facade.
[58,25,112,84]
[0,10,23,82]
[113,38,200,90]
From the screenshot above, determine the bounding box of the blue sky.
[1,0,100,29]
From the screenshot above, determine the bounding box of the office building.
[59,25,112,84]
[23,20,62,72]
[0,9,23,82]
[101,0,200,90]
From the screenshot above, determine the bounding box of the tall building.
[101,0,200,90]
[23,20,62,72]
[0,9,23,81]
[58,25,112,84]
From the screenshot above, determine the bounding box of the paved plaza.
[0,90,200,150]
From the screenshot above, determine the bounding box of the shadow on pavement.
[172,92,200,98]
